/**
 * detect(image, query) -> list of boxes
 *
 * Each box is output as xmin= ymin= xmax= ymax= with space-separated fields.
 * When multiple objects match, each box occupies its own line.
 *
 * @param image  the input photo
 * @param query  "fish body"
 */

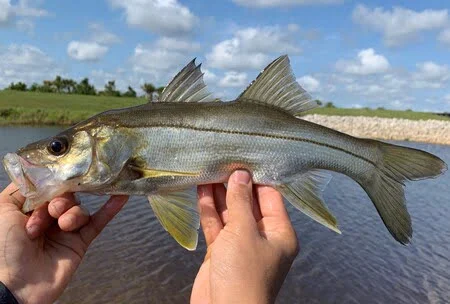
xmin=78 ymin=101 xmax=372 ymax=193
xmin=3 ymin=56 xmax=447 ymax=250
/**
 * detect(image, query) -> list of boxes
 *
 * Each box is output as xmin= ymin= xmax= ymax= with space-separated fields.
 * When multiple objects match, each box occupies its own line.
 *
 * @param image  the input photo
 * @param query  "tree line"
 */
xmin=6 ymin=76 xmax=164 ymax=100
xmin=6 ymin=76 xmax=337 ymax=107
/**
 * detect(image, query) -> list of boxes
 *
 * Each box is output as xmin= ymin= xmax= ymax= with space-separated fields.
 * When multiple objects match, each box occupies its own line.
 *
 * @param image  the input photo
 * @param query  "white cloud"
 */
xmin=353 ymin=5 xmax=449 ymax=47
xmin=203 ymin=69 xmax=218 ymax=83
xmin=297 ymin=75 xmax=320 ymax=93
xmin=0 ymin=44 xmax=61 ymax=88
xmin=130 ymin=38 xmax=200 ymax=85
xmin=108 ymin=0 xmax=197 ymax=36
xmin=438 ymin=28 xmax=450 ymax=45
xmin=336 ymin=48 xmax=390 ymax=75
xmin=132 ymin=44 xmax=187 ymax=74
xmin=219 ymin=72 xmax=248 ymax=88
xmin=0 ymin=0 xmax=49 ymax=30
xmin=13 ymin=0 xmax=49 ymax=17
xmin=67 ymin=41 xmax=109 ymax=61
xmin=156 ymin=37 xmax=200 ymax=52
xmin=0 ymin=0 xmax=12 ymax=24
xmin=411 ymin=61 xmax=450 ymax=88
xmin=16 ymin=18 xmax=34 ymax=33
xmin=232 ymin=0 xmax=342 ymax=8
xmin=207 ymin=25 xmax=301 ymax=71
xmin=88 ymin=23 xmax=121 ymax=45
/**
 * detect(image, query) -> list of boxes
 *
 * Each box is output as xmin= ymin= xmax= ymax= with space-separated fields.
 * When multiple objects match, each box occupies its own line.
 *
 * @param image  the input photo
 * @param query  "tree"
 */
xmin=8 ymin=82 xmax=27 ymax=91
xmin=75 ymin=78 xmax=96 ymax=95
xmin=29 ymin=83 xmax=39 ymax=92
xmin=53 ymin=76 xmax=63 ymax=93
xmin=141 ymin=83 xmax=156 ymax=101
xmin=325 ymin=102 xmax=336 ymax=108
xmin=313 ymin=99 xmax=323 ymax=106
xmin=102 ymin=80 xmax=121 ymax=97
xmin=122 ymin=86 xmax=137 ymax=98
xmin=156 ymin=86 xmax=165 ymax=96
xmin=37 ymin=80 xmax=55 ymax=93
xmin=62 ymin=78 xmax=77 ymax=93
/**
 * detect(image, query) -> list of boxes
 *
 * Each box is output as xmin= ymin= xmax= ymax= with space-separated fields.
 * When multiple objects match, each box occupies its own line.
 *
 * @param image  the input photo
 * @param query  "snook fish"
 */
xmin=3 ymin=56 xmax=447 ymax=250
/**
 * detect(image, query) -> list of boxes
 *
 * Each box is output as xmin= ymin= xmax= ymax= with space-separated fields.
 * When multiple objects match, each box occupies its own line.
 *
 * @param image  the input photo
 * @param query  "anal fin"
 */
xmin=277 ymin=170 xmax=340 ymax=234
xmin=148 ymin=187 xmax=200 ymax=250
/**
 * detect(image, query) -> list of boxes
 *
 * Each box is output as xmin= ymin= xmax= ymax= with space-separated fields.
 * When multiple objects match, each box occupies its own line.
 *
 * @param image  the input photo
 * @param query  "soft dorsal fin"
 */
xmin=157 ymin=58 xmax=215 ymax=103
xmin=237 ymin=55 xmax=318 ymax=115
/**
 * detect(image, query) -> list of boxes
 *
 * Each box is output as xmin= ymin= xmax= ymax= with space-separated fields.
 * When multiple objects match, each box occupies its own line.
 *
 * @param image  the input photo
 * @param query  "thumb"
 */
xmin=225 ymin=170 xmax=257 ymax=231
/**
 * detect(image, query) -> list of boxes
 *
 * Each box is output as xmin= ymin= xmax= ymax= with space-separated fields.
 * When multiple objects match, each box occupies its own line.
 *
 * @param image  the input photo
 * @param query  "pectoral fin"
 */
xmin=277 ymin=170 xmax=341 ymax=234
xmin=147 ymin=187 xmax=200 ymax=250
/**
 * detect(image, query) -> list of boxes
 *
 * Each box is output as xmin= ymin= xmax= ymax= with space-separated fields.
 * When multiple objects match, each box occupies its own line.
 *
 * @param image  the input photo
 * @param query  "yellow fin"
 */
xmin=148 ymin=187 xmax=199 ymax=250
xmin=277 ymin=170 xmax=341 ymax=234
xmin=130 ymin=165 xmax=199 ymax=178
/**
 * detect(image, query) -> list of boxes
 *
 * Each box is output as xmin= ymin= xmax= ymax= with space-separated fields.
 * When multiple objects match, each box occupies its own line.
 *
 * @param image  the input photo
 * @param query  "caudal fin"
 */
xmin=360 ymin=142 xmax=447 ymax=244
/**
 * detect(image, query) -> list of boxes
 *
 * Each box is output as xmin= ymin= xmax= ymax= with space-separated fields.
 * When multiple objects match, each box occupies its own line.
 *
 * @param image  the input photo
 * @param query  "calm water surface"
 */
xmin=0 ymin=126 xmax=449 ymax=304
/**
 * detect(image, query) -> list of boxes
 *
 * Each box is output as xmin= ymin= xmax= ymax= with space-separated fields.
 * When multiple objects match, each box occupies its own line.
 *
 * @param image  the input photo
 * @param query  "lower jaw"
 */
xmin=3 ymin=153 xmax=38 ymax=198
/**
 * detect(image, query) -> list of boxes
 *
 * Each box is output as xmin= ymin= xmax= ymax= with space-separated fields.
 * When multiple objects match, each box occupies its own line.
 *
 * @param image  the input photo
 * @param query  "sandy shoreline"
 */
xmin=302 ymin=114 xmax=450 ymax=145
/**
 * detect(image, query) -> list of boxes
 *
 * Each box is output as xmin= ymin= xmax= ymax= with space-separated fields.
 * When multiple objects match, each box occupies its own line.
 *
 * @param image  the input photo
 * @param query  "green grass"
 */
xmin=0 ymin=90 xmax=448 ymax=125
xmin=303 ymin=107 xmax=450 ymax=121
xmin=0 ymin=90 xmax=147 ymax=125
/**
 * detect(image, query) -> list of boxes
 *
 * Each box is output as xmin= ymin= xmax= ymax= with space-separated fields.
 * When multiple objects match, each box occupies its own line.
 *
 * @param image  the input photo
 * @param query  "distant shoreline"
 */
xmin=303 ymin=114 xmax=450 ymax=145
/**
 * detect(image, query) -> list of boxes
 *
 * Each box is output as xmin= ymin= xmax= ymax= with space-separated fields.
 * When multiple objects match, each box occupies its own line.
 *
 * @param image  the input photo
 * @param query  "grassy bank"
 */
xmin=0 ymin=90 xmax=448 ymax=125
xmin=0 ymin=90 xmax=146 ymax=125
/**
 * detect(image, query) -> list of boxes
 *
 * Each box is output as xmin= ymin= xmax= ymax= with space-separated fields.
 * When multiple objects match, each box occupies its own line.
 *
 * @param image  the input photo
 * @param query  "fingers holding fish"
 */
xmin=58 ymin=205 xmax=90 ymax=232
xmin=26 ymin=202 xmax=53 ymax=239
xmin=198 ymin=184 xmax=223 ymax=246
xmin=80 ymin=195 xmax=128 ymax=246
xmin=255 ymin=186 xmax=288 ymax=221
xmin=212 ymin=184 xmax=228 ymax=223
xmin=225 ymin=170 xmax=258 ymax=233
xmin=251 ymin=187 xmax=263 ymax=223
xmin=48 ymin=193 xmax=80 ymax=219
xmin=255 ymin=185 xmax=299 ymax=256
xmin=0 ymin=183 xmax=25 ymax=210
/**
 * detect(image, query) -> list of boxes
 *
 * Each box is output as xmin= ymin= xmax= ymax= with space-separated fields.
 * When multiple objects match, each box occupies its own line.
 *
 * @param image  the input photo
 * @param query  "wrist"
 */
xmin=0 ymin=280 xmax=20 ymax=304
xmin=0 ymin=274 xmax=25 ymax=304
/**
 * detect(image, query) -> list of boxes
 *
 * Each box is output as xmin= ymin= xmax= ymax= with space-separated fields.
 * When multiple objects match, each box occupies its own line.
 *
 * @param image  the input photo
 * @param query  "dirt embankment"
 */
xmin=303 ymin=114 xmax=450 ymax=145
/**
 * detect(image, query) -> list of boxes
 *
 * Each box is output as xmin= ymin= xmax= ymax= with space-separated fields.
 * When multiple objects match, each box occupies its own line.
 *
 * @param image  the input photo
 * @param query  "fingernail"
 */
xmin=26 ymin=225 xmax=39 ymax=239
xmin=51 ymin=200 xmax=63 ymax=215
xmin=233 ymin=170 xmax=251 ymax=185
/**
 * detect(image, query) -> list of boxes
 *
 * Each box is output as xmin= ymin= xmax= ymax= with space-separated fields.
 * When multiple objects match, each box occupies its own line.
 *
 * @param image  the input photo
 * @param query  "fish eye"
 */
xmin=47 ymin=137 xmax=69 ymax=156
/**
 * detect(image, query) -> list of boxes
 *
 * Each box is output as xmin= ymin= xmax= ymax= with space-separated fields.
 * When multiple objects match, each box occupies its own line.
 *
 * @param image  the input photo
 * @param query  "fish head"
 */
xmin=3 ymin=129 xmax=94 ymax=212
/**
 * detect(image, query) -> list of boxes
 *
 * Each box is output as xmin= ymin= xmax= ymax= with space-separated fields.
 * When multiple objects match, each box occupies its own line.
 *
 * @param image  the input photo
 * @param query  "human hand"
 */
xmin=0 ymin=183 xmax=128 ymax=304
xmin=191 ymin=170 xmax=299 ymax=304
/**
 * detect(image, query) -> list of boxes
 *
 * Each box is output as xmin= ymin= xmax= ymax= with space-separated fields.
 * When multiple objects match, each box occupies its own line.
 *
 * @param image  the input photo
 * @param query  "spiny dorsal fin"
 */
xmin=147 ymin=187 xmax=200 ymax=250
xmin=237 ymin=55 xmax=318 ymax=115
xmin=277 ymin=170 xmax=340 ymax=234
xmin=157 ymin=58 xmax=215 ymax=103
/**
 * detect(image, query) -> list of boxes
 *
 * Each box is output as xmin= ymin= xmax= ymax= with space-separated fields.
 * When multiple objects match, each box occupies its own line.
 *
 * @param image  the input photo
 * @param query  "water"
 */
xmin=0 ymin=126 xmax=449 ymax=304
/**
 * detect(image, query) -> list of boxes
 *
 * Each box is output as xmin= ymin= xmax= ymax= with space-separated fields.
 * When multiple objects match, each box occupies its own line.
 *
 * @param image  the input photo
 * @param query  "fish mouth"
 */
xmin=3 ymin=153 xmax=41 ymax=198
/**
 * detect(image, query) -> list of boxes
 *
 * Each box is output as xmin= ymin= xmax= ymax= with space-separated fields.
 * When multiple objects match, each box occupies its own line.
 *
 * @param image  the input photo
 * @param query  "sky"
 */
xmin=1 ymin=0 xmax=450 ymax=112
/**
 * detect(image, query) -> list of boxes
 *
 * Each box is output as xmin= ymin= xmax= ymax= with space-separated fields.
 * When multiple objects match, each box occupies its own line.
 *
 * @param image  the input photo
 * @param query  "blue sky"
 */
xmin=1 ymin=0 xmax=450 ymax=112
